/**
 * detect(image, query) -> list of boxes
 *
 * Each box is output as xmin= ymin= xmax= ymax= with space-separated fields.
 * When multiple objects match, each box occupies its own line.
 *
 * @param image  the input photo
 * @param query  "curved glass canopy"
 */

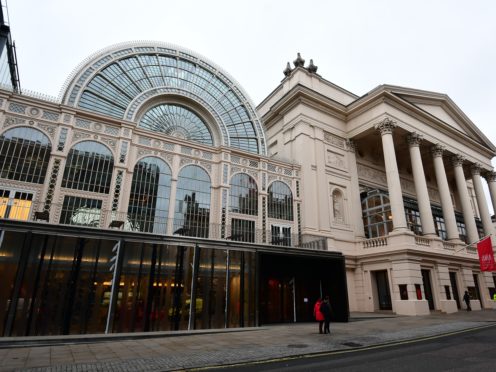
xmin=139 ymin=104 xmax=213 ymax=146
xmin=62 ymin=43 xmax=267 ymax=155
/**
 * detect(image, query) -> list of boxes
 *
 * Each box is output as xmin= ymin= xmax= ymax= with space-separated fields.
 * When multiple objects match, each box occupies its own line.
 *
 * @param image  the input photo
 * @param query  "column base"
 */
xmin=439 ymin=299 xmax=458 ymax=314
xmin=393 ymin=299 xmax=430 ymax=316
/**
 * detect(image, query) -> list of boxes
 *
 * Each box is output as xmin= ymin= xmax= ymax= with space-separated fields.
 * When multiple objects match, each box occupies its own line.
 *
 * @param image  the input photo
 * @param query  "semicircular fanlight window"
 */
xmin=139 ymin=104 xmax=213 ymax=146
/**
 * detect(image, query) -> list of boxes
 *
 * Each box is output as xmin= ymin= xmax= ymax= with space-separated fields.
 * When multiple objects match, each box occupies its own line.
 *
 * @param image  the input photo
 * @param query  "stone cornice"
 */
xmin=260 ymin=84 xmax=347 ymax=129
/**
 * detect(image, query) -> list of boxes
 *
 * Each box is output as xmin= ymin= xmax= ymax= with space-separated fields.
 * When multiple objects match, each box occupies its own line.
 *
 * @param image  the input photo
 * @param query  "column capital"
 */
xmin=431 ymin=144 xmax=445 ymax=158
xmin=451 ymin=154 xmax=465 ymax=167
xmin=345 ymin=139 xmax=356 ymax=153
xmin=471 ymin=163 xmax=482 ymax=176
xmin=485 ymin=171 xmax=496 ymax=183
xmin=374 ymin=117 xmax=396 ymax=135
xmin=407 ymin=132 xmax=423 ymax=147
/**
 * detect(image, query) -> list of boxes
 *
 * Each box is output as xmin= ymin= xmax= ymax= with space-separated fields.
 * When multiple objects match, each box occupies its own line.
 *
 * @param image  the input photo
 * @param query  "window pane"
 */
xmin=229 ymin=173 xmax=258 ymax=215
xmin=268 ymin=181 xmax=293 ymax=221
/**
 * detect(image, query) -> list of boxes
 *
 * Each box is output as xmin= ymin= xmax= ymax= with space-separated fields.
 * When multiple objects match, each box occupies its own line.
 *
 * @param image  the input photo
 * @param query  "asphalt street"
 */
xmin=209 ymin=324 xmax=496 ymax=372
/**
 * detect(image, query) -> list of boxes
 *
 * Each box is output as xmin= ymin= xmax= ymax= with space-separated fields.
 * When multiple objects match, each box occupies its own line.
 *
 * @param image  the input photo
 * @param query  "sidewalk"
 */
xmin=1 ymin=310 xmax=495 ymax=371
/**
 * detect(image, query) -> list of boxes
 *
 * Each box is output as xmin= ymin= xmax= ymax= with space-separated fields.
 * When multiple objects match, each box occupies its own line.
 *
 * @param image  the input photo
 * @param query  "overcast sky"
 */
xmin=6 ymin=0 xmax=496 ymax=209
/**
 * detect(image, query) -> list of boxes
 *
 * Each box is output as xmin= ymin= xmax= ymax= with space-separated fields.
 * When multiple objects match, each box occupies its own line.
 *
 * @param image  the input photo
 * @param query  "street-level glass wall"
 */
xmin=0 ymin=230 xmax=256 ymax=336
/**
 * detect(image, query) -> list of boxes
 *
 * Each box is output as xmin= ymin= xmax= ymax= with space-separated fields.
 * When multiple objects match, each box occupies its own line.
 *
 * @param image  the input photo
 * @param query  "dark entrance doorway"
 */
xmin=374 ymin=270 xmax=392 ymax=310
xmin=421 ymin=269 xmax=435 ymax=310
xmin=449 ymin=272 xmax=461 ymax=309
xmin=259 ymin=252 xmax=348 ymax=324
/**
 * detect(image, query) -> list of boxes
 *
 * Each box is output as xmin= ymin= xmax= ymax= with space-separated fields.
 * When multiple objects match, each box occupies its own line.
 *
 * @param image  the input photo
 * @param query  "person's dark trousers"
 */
xmin=466 ymin=302 xmax=471 ymax=311
xmin=324 ymin=320 xmax=330 ymax=334
xmin=319 ymin=321 xmax=324 ymax=334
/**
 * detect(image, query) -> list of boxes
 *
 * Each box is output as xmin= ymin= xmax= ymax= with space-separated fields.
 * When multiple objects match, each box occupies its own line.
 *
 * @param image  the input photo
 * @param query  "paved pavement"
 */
xmin=1 ymin=310 xmax=495 ymax=371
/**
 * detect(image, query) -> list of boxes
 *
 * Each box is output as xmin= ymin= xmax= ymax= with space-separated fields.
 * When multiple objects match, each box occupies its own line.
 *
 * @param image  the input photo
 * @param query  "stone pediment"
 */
xmin=386 ymin=86 xmax=496 ymax=152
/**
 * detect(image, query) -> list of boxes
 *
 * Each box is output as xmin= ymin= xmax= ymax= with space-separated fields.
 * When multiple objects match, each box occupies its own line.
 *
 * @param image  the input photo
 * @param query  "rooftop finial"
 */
xmin=283 ymin=62 xmax=292 ymax=77
xmin=307 ymin=59 xmax=318 ymax=73
xmin=293 ymin=52 xmax=305 ymax=68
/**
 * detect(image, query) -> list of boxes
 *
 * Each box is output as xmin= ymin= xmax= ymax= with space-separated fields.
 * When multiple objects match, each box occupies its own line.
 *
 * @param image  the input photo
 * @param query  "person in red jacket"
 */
xmin=313 ymin=298 xmax=325 ymax=334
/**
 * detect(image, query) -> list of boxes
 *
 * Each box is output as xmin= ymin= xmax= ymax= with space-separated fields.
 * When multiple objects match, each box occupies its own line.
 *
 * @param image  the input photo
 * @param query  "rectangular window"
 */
xmin=270 ymin=225 xmax=291 ymax=246
xmin=60 ymin=196 xmax=102 ymax=227
xmin=0 ymin=189 xmax=33 ymax=221
xmin=230 ymin=219 xmax=255 ymax=243
xmin=405 ymin=209 xmax=422 ymax=235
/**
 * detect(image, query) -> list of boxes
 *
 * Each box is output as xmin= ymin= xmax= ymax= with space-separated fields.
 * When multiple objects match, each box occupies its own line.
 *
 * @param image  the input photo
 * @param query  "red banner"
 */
xmin=476 ymin=237 xmax=496 ymax=271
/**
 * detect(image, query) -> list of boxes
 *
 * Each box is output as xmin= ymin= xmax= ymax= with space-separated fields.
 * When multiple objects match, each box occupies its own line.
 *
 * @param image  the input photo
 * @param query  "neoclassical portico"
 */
xmin=371 ymin=117 xmax=495 ymax=245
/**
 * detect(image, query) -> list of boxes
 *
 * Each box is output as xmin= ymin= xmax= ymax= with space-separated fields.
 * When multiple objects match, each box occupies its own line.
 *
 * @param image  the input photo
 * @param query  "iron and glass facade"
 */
xmin=0 ymin=42 xmax=348 ymax=336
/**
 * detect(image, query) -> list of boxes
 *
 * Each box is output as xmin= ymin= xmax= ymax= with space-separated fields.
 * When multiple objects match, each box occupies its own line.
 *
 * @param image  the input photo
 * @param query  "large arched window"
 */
xmin=268 ymin=181 xmax=293 ymax=221
xmin=174 ymin=165 xmax=211 ymax=237
xmin=62 ymin=141 xmax=114 ymax=194
xmin=361 ymin=191 xmax=392 ymax=238
xmin=139 ymin=104 xmax=213 ymax=146
xmin=230 ymin=173 xmax=258 ymax=215
xmin=0 ymin=127 xmax=51 ymax=184
xmin=127 ymin=157 xmax=172 ymax=234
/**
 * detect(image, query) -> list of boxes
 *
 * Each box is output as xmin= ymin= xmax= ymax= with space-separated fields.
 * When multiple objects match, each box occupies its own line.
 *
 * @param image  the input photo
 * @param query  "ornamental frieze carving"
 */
xmin=104 ymin=126 xmax=119 ymax=136
xmin=324 ymin=132 xmax=345 ymax=149
xmin=3 ymin=116 xmax=26 ymax=128
xmin=200 ymin=161 xmax=212 ymax=172
xmin=357 ymin=164 xmax=387 ymax=185
xmin=137 ymin=148 xmax=153 ymax=157
xmin=100 ymin=137 xmax=117 ymax=149
xmin=326 ymin=150 xmax=346 ymax=169
xmin=231 ymin=166 xmax=242 ymax=175
xmin=36 ymin=123 xmax=57 ymax=138
xmin=72 ymin=131 xmax=91 ymax=142
xmin=179 ymin=157 xmax=193 ymax=167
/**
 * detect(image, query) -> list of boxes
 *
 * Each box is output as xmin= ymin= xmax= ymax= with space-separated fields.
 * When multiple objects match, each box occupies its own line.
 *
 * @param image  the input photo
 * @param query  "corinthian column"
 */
xmin=471 ymin=164 xmax=495 ymax=237
xmin=407 ymin=133 xmax=436 ymax=236
xmin=374 ymin=118 xmax=407 ymax=231
xmin=452 ymin=155 xmax=479 ymax=244
xmin=485 ymin=171 xmax=496 ymax=215
xmin=431 ymin=145 xmax=459 ymax=241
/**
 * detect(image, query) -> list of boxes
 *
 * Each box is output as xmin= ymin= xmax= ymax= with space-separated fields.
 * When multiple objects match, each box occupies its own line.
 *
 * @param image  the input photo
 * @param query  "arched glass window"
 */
xmin=268 ymin=181 xmax=293 ymax=221
xmin=332 ymin=189 xmax=344 ymax=223
xmin=127 ymin=157 xmax=172 ymax=234
xmin=139 ymin=104 xmax=213 ymax=146
xmin=361 ymin=191 xmax=392 ymax=238
xmin=174 ymin=165 xmax=211 ymax=237
xmin=62 ymin=141 xmax=114 ymax=194
xmin=230 ymin=173 xmax=258 ymax=215
xmin=0 ymin=127 xmax=51 ymax=184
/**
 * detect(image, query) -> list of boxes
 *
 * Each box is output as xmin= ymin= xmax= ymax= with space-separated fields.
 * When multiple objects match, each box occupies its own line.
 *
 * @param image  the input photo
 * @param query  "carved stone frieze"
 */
xmin=100 ymin=137 xmax=117 ymax=149
xmin=179 ymin=157 xmax=193 ymax=167
xmin=72 ymin=131 xmax=92 ymax=142
xmin=137 ymin=148 xmax=153 ymax=157
xmin=36 ymin=123 xmax=57 ymax=138
xmin=326 ymin=150 xmax=346 ymax=169
xmin=3 ymin=116 xmax=26 ymax=128
xmin=324 ymin=132 xmax=345 ymax=148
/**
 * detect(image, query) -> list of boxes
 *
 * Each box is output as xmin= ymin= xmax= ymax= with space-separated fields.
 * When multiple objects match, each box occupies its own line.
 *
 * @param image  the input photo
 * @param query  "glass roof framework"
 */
xmin=62 ymin=43 xmax=267 ymax=155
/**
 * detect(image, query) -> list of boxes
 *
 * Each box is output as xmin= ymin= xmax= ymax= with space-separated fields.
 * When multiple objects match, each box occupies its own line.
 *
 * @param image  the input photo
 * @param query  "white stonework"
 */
xmin=258 ymin=63 xmax=496 ymax=316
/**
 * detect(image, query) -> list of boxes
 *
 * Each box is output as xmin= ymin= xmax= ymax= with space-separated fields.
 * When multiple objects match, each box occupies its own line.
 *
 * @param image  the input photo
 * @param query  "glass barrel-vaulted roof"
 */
xmin=61 ymin=42 xmax=267 ymax=155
